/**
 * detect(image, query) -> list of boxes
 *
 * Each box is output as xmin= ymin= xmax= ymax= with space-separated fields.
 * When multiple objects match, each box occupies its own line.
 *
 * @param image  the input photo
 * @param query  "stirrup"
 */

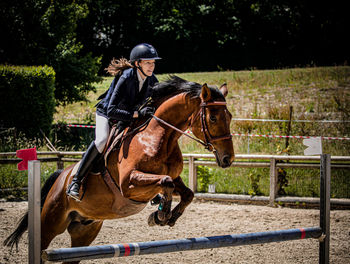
xmin=66 ymin=183 xmax=82 ymax=202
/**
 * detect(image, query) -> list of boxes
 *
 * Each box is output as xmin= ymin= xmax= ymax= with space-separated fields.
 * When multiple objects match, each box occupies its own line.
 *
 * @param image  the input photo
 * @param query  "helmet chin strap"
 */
xmin=136 ymin=60 xmax=148 ymax=78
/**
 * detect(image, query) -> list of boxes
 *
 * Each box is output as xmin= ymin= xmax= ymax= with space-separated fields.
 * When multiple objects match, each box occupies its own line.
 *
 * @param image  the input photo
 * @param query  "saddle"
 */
xmin=103 ymin=124 xmax=126 ymax=166
xmin=70 ymin=118 xmax=151 ymax=202
xmin=69 ymin=124 xmax=127 ymax=201
xmin=71 ymin=124 xmax=126 ymax=177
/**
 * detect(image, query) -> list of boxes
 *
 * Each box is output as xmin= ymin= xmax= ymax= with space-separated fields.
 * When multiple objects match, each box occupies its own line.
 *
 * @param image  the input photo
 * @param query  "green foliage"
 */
xmin=74 ymin=0 xmax=349 ymax=73
xmin=0 ymin=163 xmax=56 ymax=200
xmin=0 ymin=65 xmax=55 ymax=138
xmin=0 ymin=128 xmax=46 ymax=153
xmin=51 ymin=122 xmax=94 ymax=151
xmin=40 ymin=1 xmax=103 ymax=104
xmin=1 ymin=0 xmax=349 ymax=75
xmin=0 ymin=0 xmax=102 ymax=104
xmin=248 ymin=172 xmax=262 ymax=196
xmin=197 ymin=165 xmax=215 ymax=192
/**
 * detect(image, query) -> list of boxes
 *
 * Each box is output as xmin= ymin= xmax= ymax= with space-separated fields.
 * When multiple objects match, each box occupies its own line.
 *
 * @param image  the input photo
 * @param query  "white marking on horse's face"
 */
xmin=137 ymin=132 xmax=158 ymax=156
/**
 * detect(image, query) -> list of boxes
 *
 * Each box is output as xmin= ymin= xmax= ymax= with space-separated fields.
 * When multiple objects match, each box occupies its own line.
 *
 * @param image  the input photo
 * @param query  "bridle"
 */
xmin=192 ymin=101 xmax=232 ymax=150
xmin=151 ymin=100 xmax=232 ymax=151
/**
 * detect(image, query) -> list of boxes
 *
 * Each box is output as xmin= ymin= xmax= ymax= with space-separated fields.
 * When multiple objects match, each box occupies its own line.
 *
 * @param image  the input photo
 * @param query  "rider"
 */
xmin=67 ymin=43 xmax=161 ymax=201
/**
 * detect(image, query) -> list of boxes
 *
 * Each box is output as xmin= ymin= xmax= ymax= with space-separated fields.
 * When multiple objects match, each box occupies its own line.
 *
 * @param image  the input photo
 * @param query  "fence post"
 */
xmin=188 ymin=156 xmax=197 ymax=192
xmin=28 ymin=160 xmax=41 ymax=264
xmin=269 ymin=158 xmax=278 ymax=206
xmin=57 ymin=154 xmax=64 ymax=170
xmin=319 ymin=154 xmax=330 ymax=264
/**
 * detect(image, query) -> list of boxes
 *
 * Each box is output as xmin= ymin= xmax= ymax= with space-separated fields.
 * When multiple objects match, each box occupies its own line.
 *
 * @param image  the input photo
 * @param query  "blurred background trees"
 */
xmin=1 ymin=0 xmax=349 ymax=103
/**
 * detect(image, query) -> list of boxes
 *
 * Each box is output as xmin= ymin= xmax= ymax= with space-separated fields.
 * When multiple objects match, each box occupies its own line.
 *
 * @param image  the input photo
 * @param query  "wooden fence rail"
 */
xmin=1 ymin=152 xmax=349 ymax=206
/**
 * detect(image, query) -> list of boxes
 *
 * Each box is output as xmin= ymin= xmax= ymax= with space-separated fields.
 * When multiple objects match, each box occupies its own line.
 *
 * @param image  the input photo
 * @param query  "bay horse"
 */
xmin=4 ymin=76 xmax=234 ymax=262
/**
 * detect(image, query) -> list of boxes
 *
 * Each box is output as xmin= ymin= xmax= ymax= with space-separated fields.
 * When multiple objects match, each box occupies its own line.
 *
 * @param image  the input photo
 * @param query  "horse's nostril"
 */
xmin=222 ymin=155 xmax=231 ymax=167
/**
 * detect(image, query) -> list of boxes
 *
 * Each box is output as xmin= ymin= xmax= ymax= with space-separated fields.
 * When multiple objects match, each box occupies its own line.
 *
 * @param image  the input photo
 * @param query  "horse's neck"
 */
xmin=154 ymin=94 xmax=200 ymax=141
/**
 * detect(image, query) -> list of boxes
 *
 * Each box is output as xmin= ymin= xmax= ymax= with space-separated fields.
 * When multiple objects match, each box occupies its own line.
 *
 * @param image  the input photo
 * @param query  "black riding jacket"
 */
xmin=96 ymin=68 xmax=158 ymax=123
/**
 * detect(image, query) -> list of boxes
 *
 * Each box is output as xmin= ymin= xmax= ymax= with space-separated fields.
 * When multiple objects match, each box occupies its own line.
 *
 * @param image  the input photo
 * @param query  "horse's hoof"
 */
xmin=167 ymin=211 xmax=182 ymax=227
xmin=148 ymin=211 xmax=159 ymax=226
xmin=167 ymin=220 xmax=176 ymax=227
xmin=157 ymin=209 xmax=172 ymax=222
xmin=148 ymin=211 xmax=169 ymax=226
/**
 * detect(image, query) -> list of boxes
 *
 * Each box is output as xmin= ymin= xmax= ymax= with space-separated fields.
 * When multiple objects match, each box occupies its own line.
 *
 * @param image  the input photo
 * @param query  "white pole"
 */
xmin=28 ymin=160 xmax=41 ymax=264
xmin=188 ymin=156 xmax=197 ymax=192
xmin=269 ymin=158 xmax=277 ymax=206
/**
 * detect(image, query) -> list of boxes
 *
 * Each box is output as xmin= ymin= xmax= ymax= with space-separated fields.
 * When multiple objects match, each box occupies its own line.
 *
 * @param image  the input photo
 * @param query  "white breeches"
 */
xmin=94 ymin=114 xmax=110 ymax=153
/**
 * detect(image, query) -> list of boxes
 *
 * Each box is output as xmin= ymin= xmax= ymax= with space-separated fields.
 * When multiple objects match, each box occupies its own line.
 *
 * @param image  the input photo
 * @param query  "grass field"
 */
xmin=1 ymin=66 xmax=350 ymax=199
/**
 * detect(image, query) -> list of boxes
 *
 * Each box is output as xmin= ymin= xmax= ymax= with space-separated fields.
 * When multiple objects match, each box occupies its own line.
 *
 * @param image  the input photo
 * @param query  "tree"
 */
xmin=0 ymin=0 xmax=102 ymax=104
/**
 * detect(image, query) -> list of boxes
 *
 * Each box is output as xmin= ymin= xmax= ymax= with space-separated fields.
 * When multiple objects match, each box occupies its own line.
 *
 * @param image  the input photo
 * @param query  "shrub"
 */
xmin=0 ymin=65 xmax=55 ymax=138
xmin=197 ymin=165 xmax=215 ymax=192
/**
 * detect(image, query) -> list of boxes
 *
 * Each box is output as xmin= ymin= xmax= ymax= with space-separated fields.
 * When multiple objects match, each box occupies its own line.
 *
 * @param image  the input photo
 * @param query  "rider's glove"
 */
xmin=138 ymin=106 xmax=155 ymax=118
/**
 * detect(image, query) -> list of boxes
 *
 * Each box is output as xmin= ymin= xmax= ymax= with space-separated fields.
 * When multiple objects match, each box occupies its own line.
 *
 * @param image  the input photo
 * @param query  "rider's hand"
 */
xmin=138 ymin=106 xmax=155 ymax=118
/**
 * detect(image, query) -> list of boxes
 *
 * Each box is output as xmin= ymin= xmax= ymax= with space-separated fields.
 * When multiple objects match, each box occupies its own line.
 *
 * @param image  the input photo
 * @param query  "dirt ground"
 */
xmin=1 ymin=199 xmax=349 ymax=264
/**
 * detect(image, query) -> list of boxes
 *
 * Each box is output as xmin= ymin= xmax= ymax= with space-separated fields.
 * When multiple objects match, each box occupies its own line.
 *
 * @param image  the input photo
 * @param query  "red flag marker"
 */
xmin=16 ymin=147 xmax=37 ymax=171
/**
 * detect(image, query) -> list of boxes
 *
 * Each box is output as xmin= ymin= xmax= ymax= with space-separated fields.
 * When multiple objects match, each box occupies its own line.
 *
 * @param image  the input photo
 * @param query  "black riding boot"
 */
xmin=66 ymin=142 xmax=100 ymax=200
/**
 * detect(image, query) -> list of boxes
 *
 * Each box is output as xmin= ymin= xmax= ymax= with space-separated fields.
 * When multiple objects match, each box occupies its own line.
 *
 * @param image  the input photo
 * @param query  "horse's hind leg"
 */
xmin=68 ymin=219 xmax=103 ymax=247
xmin=66 ymin=219 xmax=103 ymax=264
xmin=124 ymin=170 xmax=175 ymax=224
xmin=41 ymin=201 xmax=71 ymax=251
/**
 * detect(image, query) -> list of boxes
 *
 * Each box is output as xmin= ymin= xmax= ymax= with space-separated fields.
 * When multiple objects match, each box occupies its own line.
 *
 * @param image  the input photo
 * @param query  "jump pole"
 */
xmin=41 ymin=154 xmax=330 ymax=263
xmin=42 ymin=227 xmax=322 ymax=262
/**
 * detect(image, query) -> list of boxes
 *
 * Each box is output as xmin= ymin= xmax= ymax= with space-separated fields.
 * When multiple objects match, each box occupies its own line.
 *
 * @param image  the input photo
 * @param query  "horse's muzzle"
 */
xmin=222 ymin=155 xmax=232 ymax=168
xmin=214 ymin=151 xmax=233 ymax=168
xmin=220 ymin=155 xmax=232 ymax=168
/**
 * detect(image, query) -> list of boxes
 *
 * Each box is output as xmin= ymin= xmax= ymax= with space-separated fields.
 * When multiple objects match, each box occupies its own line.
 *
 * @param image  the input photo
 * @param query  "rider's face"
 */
xmin=137 ymin=60 xmax=155 ymax=77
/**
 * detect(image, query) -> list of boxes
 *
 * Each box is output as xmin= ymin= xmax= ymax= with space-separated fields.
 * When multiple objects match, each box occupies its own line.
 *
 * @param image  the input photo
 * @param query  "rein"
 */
xmin=152 ymin=101 xmax=232 ymax=151
xmin=151 ymin=114 xmax=209 ymax=148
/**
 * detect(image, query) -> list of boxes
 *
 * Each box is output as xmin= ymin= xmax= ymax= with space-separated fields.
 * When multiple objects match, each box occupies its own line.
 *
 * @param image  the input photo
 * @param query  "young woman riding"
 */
xmin=66 ymin=43 xmax=161 ymax=200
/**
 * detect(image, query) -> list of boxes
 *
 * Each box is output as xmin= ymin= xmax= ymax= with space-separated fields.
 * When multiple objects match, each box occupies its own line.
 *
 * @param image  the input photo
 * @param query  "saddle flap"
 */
xmin=104 ymin=127 xmax=126 ymax=166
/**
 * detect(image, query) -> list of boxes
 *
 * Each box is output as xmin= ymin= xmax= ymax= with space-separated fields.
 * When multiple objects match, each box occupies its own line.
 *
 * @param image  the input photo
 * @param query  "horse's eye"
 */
xmin=209 ymin=115 xmax=217 ymax=123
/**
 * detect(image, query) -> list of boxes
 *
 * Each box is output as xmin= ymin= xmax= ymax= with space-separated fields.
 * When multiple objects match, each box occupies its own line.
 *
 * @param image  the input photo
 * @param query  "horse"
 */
xmin=4 ymin=76 xmax=235 ymax=263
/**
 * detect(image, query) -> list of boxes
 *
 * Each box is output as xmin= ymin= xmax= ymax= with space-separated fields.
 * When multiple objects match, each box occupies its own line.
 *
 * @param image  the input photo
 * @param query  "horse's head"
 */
xmin=191 ymin=83 xmax=235 ymax=168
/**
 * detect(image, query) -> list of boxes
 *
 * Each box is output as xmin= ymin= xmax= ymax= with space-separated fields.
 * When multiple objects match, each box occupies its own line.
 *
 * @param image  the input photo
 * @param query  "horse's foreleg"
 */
xmin=124 ymin=170 xmax=175 ymax=224
xmin=64 ymin=220 xmax=103 ymax=264
xmin=167 ymin=176 xmax=194 ymax=227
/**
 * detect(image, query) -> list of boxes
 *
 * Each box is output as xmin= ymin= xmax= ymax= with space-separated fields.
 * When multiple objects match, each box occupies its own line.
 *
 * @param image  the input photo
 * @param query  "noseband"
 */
xmin=151 ymin=100 xmax=232 ymax=151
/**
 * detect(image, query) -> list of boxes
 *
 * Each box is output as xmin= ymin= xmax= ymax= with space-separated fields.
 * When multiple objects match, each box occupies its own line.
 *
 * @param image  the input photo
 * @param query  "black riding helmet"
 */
xmin=130 ymin=43 xmax=161 ymax=62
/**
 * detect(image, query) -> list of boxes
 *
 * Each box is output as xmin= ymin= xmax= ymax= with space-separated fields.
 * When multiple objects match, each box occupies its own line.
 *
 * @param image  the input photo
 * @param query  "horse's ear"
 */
xmin=220 ymin=83 xmax=228 ymax=97
xmin=200 ymin=83 xmax=211 ymax=102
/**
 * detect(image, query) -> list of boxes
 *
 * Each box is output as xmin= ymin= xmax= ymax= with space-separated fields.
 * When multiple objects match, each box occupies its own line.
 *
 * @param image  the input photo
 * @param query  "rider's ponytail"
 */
xmin=105 ymin=57 xmax=133 ymax=76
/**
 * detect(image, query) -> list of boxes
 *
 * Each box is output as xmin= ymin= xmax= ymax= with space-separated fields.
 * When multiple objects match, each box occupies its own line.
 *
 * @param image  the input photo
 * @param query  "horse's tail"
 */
xmin=3 ymin=169 xmax=63 ymax=250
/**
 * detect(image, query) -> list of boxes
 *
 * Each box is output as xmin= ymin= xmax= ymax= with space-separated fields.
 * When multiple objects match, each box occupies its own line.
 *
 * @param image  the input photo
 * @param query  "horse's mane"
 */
xmin=151 ymin=75 xmax=225 ymax=105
